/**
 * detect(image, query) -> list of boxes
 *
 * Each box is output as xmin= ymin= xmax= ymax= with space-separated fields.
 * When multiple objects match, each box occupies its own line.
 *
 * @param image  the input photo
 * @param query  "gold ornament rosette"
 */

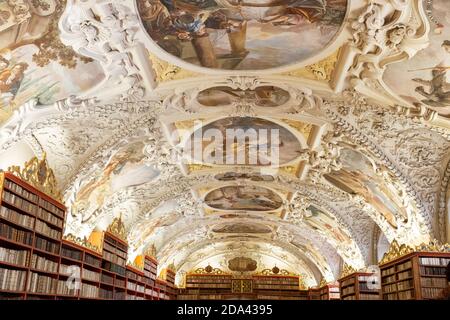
xmin=192 ymin=265 xmax=228 ymax=275
xmin=6 ymin=153 xmax=62 ymax=201
xmin=379 ymin=239 xmax=450 ymax=265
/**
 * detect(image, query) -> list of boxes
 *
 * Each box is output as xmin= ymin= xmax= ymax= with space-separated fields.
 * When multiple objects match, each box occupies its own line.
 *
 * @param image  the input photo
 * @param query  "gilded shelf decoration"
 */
xmin=278 ymin=165 xmax=298 ymax=176
xmin=0 ymin=172 xmax=4 ymax=191
xmin=340 ymin=263 xmax=357 ymax=278
xmin=319 ymin=278 xmax=328 ymax=287
xmin=298 ymin=277 xmax=307 ymax=290
xmin=129 ymin=261 xmax=144 ymax=271
xmin=107 ymin=214 xmax=127 ymax=242
xmin=149 ymin=53 xmax=200 ymax=83
xmin=259 ymin=266 xmax=294 ymax=276
xmin=415 ymin=239 xmax=450 ymax=253
xmin=167 ymin=261 xmax=177 ymax=273
xmin=192 ymin=265 xmax=227 ymax=275
xmin=7 ymin=153 xmax=62 ymax=201
xmin=145 ymin=244 xmax=157 ymax=258
xmin=379 ymin=240 xmax=416 ymax=265
xmin=63 ymin=233 xmax=102 ymax=254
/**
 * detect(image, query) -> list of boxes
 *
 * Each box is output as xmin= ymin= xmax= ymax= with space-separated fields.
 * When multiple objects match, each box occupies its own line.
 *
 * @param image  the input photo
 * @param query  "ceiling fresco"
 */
xmin=137 ymin=0 xmax=348 ymax=70
xmin=0 ymin=0 xmax=449 ymax=286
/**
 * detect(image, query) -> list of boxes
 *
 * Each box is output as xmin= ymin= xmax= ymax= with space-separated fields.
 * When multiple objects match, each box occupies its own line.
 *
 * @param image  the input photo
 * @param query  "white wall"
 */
xmin=0 ymin=141 xmax=35 ymax=171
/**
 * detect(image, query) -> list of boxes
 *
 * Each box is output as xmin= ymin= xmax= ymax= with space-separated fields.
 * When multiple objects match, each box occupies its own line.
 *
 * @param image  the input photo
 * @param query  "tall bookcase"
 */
xmin=339 ymin=272 xmax=380 ymax=300
xmin=380 ymin=252 xmax=450 ymax=300
xmin=0 ymin=172 xmax=65 ymax=300
xmin=0 ymin=171 xmax=173 ymax=300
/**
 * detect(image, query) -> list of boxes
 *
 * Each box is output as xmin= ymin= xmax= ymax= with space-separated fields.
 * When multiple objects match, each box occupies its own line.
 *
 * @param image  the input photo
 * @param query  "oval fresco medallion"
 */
xmin=137 ymin=0 xmax=348 ymax=70
xmin=205 ymin=185 xmax=283 ymax=211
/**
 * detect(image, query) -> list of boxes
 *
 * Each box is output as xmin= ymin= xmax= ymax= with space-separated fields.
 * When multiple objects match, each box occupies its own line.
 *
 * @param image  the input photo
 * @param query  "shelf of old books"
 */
xmin=379 ymin=251 xmax=450 ymax=300
xmin=339 ymin=272 xmax=380 ymax=300
xmin=178 ymin=272 xmax=311 ymax=300
xmin=0 ymin=172 xmax=66 ymax=300
xmin=319 ymin=283 xmax=340 ymax=300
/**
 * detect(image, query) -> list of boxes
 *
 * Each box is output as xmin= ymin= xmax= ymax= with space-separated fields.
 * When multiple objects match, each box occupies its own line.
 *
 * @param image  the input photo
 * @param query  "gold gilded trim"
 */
xmin=7 ymin=153 xmax=62 ymax=201
xmin=379 ymin=239 xmax=450 ymax=265
xmin=340 ymin=263 xmax=357 ymax=279
xmin=63 ymin=233 xmax=102 ymax=254
xmin=107 ymin=214 xmax=127 ymax=242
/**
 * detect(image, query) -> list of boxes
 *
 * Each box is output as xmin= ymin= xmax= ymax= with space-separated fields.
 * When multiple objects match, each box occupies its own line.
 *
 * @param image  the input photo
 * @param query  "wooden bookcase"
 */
xmin=319 ymin=284 xmax=340 ymax=300
xmin=380 ymin=251 xmax=450 ymax=300
xmin=0 ymin=172 xmax=173 ymax=300
xmin=339 ymin=272 xmax=380 ymax=300
xmin=178 ymin=274 xmax=310 ymax=300
xmin=0 ymin=172 xmax=66 ymax=300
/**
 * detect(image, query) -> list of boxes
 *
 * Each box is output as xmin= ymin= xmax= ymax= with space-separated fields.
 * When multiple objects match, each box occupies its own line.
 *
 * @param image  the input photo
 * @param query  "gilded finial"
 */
xmin=7 ymin=153 xmax=62 ymax=201
xmin=107 ymin=213 xmax=127 ymax=242
xmin=340 ymin=263 xmax=357 ymax=278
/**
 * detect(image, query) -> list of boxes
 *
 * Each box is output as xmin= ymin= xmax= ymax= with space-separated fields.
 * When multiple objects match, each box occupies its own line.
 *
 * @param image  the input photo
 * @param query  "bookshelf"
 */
xmin=0 ymin=172 xmax=66 ymax=300
xmin=380 ymin=251 xmax=450 ymax=300
xmin=338 ymin=272 xmax=380 ymax=300
xmin=178 ymin=273 xmax=310 ymax=300
xmin=319 ymin=284 xmax=340 ymax=300
xmin=0 ymin=171 xmax=173 ymax=300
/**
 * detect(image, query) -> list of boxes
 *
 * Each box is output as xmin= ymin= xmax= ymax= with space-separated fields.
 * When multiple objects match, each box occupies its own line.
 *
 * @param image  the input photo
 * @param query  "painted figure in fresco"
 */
xmin=0 ymin=54 xmax=29 ymax=109
xmin=412 ymin=40 xmax=450 ymax=109
xmin=138 ymin=0 xmax=345 ymax=69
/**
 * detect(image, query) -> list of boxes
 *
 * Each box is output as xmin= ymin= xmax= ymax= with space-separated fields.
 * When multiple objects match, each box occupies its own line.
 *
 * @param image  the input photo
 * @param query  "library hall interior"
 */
xmin=0 ymin=0 xmax=450 ymax=302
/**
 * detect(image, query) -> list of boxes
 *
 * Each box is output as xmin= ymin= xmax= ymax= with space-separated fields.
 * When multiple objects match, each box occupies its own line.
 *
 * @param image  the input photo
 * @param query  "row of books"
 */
xmin=253 ymin=279 xmax=299 ymax=285
xmin=56 ymin=280 xmax=78 ymax=296
xmin=419 ymin=266 xmax=447 ymax=276
xmin=382 ymin=274 xmax=396 ymax=284
xmin=340 ymin=278 xmax=355 ymax=287
xmin=81 ymin=283 xmax=98 ymax=298
xmin=396 ymin=279 xmax=413 ymax=291
xmin=115 ymin=277 xmax=125 ymax=288
xmin=341 ymin=286 xmax=355 ymax=296
xmin=37 ymin=208 xmax=63 ymax=229
xmin=398 ymin=269 xmax=413 ymax=280
xmin=4 ymin=179 xmax=39 ymax=203
xmin=0 ymin=268 xmax=26 ymax=291
xmin=101 ymin=273 xmax=114 ymax=285
xmin=99 ymin=288 xmax=113 ymax=299
xmin=253 ymin=284 xmax=299 ymax=291
xmin=114 ymin=290 xmax=126 ymax=300
xmin=398 ymin=290 xmax=414 ymax=299
xmin=103 ymin=234 xmax=127 ymax=252
xmin=0 ymin=246 xmax=29 ymax=267
xmin=27 ymin=272 xmax=57 ymax=294
xmin=84 ymin=253 xmax=101 ymax=268
xmin=420 ymin=276 xmax=447 ymax=287
xmin=419 ymin=257 xmax=450 ymax=267
xmin=2 ymin=191 xmax=38 ymax=215
xmin=61 ymin=246 xmax=82 ymax=261
xmin=0 ymin=222 xmax=33 ymax=246
xmin=31 ymin=253 xmax=58 ymax=273
xmin=35 ymin=220 xmax=61 ymax=240
xmin=35 ymin=236 xmax=59 ymax=254
xmin=103 ymin=242 xmax=127 ymax=259
xmin=0 ymin=205 xmax=35 ymax=229
xmin=102 ymin=250 xmax=126 ymax=266
xmin=39 ymin=199 xmax=64 ymax=219
xmin=126 ymin=270 xmax=146 ymax=283
xmin=82 ymin=269 xmax=100 ymax=282
xmin=422 ymin=287 xmax=446 ymax=299
xmin=359 ymin=283 xmax=378 ymax=291
xmin=102 ymin=261 xmax=126 ymax=276
xmin=186 ymin=283 xmax=231 ymax=289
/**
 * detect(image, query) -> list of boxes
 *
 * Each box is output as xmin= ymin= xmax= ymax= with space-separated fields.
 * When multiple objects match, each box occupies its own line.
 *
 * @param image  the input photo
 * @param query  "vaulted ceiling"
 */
xmin=0 ymin=0 xmax=449 ymax=286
